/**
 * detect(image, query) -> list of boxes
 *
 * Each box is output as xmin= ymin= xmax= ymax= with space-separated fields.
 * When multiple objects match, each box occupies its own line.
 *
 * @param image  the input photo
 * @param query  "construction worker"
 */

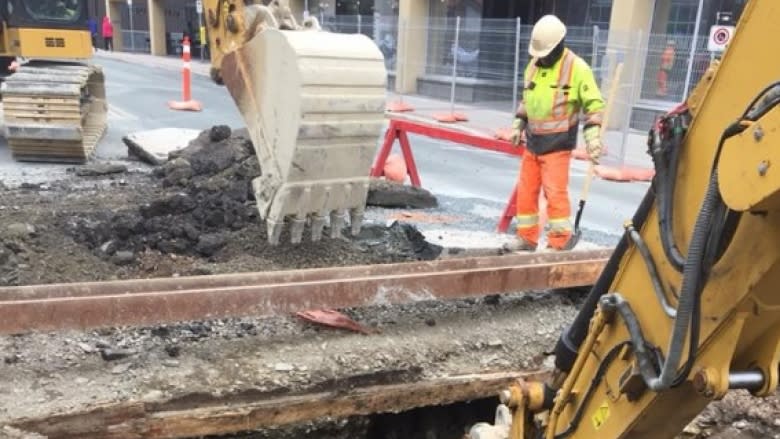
xmin=509 ymin=14 xmax=605 ymax=251
xmin=657 ymin=40 xmax=676 ymax=96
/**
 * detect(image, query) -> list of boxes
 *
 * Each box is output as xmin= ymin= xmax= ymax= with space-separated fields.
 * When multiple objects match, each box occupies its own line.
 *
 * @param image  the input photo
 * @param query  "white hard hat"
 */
xmin=529 ymin=15 xmax=567 ymax=58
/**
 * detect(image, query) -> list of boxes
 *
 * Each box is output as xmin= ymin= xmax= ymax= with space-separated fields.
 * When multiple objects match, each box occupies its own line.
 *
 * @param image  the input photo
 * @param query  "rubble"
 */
xmin=367 ymin=178 xmax=438 ymax=209
xmin=74 ymin=163 xmax=128 ymax=177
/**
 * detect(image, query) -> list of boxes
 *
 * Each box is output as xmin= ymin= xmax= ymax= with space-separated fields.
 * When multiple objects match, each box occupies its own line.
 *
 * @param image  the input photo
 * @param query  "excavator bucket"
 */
xmin=1 ymin=63 xmax=108 ymax=163
xmin=220 ymin=29 xmax=387 ymax=245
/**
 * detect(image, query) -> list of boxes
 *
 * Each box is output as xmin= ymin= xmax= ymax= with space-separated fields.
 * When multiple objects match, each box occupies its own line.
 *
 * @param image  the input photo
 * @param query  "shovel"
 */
xmin=563 ymin=63 xmax=624 ymax=251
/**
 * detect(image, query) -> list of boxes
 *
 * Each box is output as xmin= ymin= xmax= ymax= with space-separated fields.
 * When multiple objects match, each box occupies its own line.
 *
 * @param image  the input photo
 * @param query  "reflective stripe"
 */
xmin=516 ymin=214 xmax=539 ymax=227
xmin=548 ymin=217 xmax=573 ymax=232
xmin=524 ymin=62 xmax=538 ymax=89
xmin=527 ymin=113 xmax=579 ymax=134
xmin=551 ymin=51 xmax=575 ymax=119
xmin=525 ymin=50 xmax=579 ymax=137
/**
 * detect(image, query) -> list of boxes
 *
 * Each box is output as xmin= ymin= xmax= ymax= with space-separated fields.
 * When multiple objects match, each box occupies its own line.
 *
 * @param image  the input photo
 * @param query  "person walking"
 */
xmin=87 ymin=16 xmax=98 ymax=51
xmin=509 ymin=14 xmax=605 ymax=251
xmin=102 ymin=16 xmax=114 ymax=51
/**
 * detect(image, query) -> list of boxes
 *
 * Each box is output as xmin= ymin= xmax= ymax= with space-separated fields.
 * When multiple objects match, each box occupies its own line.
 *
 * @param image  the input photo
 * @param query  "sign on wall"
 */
xmin=708 ymin=25 xmax=735 ymax=52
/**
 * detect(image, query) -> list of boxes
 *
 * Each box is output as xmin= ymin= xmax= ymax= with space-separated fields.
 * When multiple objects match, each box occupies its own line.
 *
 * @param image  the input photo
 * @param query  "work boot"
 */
xmin=468 ymin=404 xmax=512 ymax=439
xmin=502 ymin=238 xmax=537 ymax=253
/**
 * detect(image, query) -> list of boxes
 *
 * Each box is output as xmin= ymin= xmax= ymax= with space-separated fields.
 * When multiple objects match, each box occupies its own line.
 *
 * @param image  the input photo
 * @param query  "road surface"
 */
xmin=0 ymin=57 xmax=649 ymax=239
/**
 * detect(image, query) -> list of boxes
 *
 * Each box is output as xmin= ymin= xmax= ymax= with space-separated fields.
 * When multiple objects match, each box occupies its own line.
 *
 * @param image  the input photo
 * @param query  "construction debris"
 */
xmin=123 ymin=127 xmax=202 ymax=165
xmin=367 ymin=178 xmax=438 ymax=209
xmin=74 ymin=163 xmax=127 ymax=177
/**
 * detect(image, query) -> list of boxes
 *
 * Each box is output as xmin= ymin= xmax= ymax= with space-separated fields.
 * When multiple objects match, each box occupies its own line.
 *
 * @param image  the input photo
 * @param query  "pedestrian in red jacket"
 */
xmin=102 ymin=16 xmax=114 ymax=51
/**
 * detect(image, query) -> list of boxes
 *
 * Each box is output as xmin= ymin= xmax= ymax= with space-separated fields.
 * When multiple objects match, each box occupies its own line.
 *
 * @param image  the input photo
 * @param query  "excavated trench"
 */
xmin=203 ymin=397 xmax=500 ymax=439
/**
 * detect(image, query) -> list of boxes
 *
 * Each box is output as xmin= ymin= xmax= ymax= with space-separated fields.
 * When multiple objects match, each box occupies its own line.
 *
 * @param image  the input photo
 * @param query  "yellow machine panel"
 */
xmin=7 ymin=28 xmax=92 ymax=59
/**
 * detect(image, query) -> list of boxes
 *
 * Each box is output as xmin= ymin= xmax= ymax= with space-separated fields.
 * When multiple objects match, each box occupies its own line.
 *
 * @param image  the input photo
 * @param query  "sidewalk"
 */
xmin=95 ymin=50 xmax=652 ymax=169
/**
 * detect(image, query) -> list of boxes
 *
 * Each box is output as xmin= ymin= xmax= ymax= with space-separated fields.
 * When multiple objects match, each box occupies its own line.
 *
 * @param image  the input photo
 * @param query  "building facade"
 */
xmin=98 ymin=0 xmax=747 ymax=129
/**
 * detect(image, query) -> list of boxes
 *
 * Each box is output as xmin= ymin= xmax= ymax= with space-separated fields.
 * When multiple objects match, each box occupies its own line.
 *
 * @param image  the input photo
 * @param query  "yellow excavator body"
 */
xmin=468 ymin=1 xmax=780 ymax=438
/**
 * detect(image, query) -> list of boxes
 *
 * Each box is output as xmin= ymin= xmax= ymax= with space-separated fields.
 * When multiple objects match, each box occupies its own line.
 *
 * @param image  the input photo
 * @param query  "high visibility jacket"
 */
xmin=516 ymin=48 xmax=605 ymax=155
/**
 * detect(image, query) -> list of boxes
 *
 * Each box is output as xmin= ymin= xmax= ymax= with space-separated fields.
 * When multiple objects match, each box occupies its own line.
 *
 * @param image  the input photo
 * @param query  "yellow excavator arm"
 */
xmin=201 ymin=0 xmax=388 ymax=245
xmin=472 ymin=1 xmax=780 ymax=438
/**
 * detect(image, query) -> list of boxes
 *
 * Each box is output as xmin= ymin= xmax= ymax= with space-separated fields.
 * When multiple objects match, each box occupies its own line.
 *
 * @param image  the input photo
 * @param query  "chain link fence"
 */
xmin=315 ymin=14 xmax=722 ymax=170
xmin=120 ymin=30 xmax=152 ymax=54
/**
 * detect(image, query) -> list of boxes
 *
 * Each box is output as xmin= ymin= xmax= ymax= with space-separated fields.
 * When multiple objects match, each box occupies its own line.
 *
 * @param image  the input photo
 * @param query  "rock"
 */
xmin=6 ymin=223 xmax=36 ymax=239
xmin=141 ymin=390 xmax=165 ymax=401
xmin=100 ymin=348 xmax=135 ymax=361
xmin=274 ymin=362 xmax=295 ymax=372
xmin=111 ymin=363 xmax=132 ymax=374
xmin=733 ymin=420 xmax=748 ymax=429
xmin=162 ymin=158 xmax=193 ymax=187
xmin=112 ymin=251 xmax=135 ymax=266
xmin=124 ymin=128 xmax=202 ymax=165
xmin=77 ymin=342 xmax=95 ymax=353
xmin=140 ymin=193 xmax=196 ymax=218
xmin=0 ymin=245 xmax=20 ymax=287
xmin=74 ymin=377 xmax=89 ymax=385
xmin=209 ymin=125 xmax=232 ymax=142
xmin=75 ymin=163 xmax=128 ymax=177
xmin=162 ymin=359 xmax=180 ymax=368
xmin=366 ymin=179 xmax=438 ymax=209
xmin=99 ymin=241 xmax=117 ymax=256
xmin=164 ymin=344 xmax=180 ymax=358
xmin=195 ymin=233 xmax=227 ymax=256
xmin=683 ymin=423 xmax=702 ymax=435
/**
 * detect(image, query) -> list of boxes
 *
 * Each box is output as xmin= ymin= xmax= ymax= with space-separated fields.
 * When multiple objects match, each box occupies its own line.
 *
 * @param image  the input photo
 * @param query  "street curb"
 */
xmin=94 ymin=52 xmax=210 ymax=78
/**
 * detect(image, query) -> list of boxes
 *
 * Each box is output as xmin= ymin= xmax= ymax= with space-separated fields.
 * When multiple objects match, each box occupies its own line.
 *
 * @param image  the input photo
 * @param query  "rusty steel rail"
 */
xmin=0 ymin=249 xmax=611 ymax=335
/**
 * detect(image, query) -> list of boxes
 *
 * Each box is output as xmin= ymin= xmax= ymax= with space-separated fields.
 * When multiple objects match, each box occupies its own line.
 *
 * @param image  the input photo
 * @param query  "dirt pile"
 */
xmin=63 ymin=125 xmax=260 ymax=259
xmin=0 ymin=125 xmax=444 ymax=283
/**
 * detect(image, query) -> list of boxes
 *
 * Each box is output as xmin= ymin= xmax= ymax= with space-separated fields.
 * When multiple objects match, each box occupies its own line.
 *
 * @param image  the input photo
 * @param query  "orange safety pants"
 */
xmin=515 ymin=148 xmax=573 ymax=249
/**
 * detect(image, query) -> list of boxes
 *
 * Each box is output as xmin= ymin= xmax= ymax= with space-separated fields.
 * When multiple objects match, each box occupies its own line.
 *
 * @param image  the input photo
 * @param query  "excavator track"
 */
xmin=1 ymin=62 xmax=107 ymax=163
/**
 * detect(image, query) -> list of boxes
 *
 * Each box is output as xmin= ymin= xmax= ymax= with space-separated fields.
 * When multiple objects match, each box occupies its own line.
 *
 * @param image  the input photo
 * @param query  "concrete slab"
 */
xmin=122 ymin=128 xmax=202 ymax=165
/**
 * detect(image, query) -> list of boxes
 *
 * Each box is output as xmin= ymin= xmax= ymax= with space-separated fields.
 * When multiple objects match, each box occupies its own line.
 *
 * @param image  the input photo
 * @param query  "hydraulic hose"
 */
xmin=625 ymin=223 xmax=677 ymax=318
xmin=649 ymin=116 xmax=686 ymax=273
xmin=554 ymin=188 xmax=655 ymax=373
xmin=645 ymin=171 xmax=719 ymax=391
xmin=600 ymin=294 xmax=659 ymax=382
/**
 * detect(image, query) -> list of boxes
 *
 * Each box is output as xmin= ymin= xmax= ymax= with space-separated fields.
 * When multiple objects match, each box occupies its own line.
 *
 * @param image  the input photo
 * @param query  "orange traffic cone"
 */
xmin=168 ymin=36 xmax=203 ymax=112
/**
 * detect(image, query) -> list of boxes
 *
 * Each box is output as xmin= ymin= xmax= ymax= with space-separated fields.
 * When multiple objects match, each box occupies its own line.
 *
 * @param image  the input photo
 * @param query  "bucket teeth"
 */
xmin=330 ymin=210 xmax=347 ymax=239
xmin=311 ymin=213 xmax=327 ymax=242
xmin=267 ymin=220 xmax=284 ymax=246
xmin=349 ymin=208 xmax=364 ymax=236
xmin=219 ymin=28 xmax=386 ymax=247
xmin=290 ymin=216 xmax=306 ymax=244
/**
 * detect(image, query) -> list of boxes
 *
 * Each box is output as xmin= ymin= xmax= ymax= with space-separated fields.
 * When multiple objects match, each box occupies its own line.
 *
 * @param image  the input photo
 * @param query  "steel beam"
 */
xmin=0 ymin=249 xmax=611 ymax=335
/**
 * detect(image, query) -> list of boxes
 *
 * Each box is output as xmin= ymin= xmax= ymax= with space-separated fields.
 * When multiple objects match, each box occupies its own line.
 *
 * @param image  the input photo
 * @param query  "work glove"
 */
xmin=468 ymin=404 xmax=512 ymax=439
xmin=583 ymin=125 xmax=603 ymax=165
xmin=511 ymin=118 xmax=526 ymax=147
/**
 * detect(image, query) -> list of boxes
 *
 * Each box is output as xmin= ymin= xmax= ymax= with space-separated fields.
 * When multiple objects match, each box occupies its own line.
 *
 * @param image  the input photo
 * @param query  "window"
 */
xmin=666 ymin=1 xmax=697 ymax=35
xmin=587 ymin=0 xmax=611 ymax=29
xmin=24 ymin=0 xmax=83 ymax=22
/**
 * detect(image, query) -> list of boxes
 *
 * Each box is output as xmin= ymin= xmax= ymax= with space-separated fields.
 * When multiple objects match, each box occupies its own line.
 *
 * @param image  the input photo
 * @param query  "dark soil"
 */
xmin=0 ymin=126 xmax=442 ymax=286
